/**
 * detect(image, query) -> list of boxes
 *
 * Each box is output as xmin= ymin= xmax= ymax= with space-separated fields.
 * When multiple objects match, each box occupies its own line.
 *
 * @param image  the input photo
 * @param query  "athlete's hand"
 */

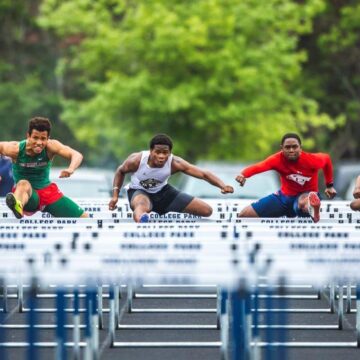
xmin=325 ymin=186 xmax=337 ymax=199
xmin=221 ymin=185 xmax=234 ymax=194
xmin=59 ymin=169 xmax=74 ymax=178
xmin=353 ymin=187 xmax=360 ymax=199
xmin=109 ymin=197 xmax=118 ymax=211
xmin=235 ymin=174 xmax=246 ymax=186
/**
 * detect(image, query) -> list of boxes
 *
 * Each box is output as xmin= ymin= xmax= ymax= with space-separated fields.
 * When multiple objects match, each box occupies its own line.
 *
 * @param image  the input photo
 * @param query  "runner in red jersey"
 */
xmin=235 ymin=133 xmax=337 ymax=223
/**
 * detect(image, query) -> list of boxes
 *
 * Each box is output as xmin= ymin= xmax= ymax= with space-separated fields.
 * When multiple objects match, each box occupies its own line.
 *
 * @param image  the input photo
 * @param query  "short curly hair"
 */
xmin=281 ymin=133 xmax=301 ymax=145
xmin=150 ymin=134 xmax=173 ymax=151
xmin=28 ymin=117 xmax=52 ymax=136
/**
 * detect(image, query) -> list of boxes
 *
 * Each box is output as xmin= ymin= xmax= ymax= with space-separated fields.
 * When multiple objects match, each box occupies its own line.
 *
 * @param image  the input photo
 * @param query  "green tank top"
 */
xmin=12 ymin=140 xmax=51 ymax=189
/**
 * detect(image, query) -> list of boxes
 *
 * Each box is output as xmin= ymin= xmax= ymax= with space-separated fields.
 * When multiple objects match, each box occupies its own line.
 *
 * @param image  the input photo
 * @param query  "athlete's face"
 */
xmin=281 ymin=138 xmax=301 ymax=161
xmin=27 ymin=129 xmax=49 ymax=155
xmin=149 ymin=145 xmax=171 ymax=167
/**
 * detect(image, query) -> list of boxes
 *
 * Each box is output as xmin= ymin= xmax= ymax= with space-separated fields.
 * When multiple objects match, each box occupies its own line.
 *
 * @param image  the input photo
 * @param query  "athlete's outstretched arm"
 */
xmin=0 ymin=142 xmax=19 ymax=160
xmin=109 ymin=153 xmax=141 ymax=210
xmin=171 ymin=156 xmax=234 ymax=194
xmin=319 ymin=153 xmax=337 ymax=199
xmin=46 ymin=140 xmax=83 ymax=178
xmin=236 ymin=156 xmax=275 ymax=187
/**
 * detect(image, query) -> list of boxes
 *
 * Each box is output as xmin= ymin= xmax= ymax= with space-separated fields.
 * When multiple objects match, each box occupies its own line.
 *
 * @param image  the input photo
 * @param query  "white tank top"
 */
xmin=127 ymin=151 xmax=173 ymax=193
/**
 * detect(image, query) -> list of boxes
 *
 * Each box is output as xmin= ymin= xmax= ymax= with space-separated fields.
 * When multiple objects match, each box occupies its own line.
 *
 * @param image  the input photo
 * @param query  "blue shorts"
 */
xmin=251 ymin=190 xmax=315 ymax=218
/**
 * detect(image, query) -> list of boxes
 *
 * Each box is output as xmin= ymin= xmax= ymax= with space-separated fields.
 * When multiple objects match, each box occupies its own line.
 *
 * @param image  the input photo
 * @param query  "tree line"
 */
xmin=0 ymin=0 xmax=359 ymax=166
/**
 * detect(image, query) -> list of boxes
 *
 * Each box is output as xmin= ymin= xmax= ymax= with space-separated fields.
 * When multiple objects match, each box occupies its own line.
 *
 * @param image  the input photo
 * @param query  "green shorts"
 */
xmin=24 ymin=191 xmax=84 ymax=218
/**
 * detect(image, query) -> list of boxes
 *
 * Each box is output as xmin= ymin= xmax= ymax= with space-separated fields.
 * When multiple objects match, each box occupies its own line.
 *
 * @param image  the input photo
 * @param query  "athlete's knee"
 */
xmin=350 ymin=199 xmax=360 ymax=211
xmin=237 ymin=206 xmax=258 ymax=218
xmin=15 ymin=179 xmax=32 ymax=190
xmin=132 ymin=197 xmax=151 ymax=211
xmin=132 ymin=202 xmax=151 ymax=222
xmin=137 ymin=200 xmax=150 ymax=208
xmin=237 ymin=208 xmax=247 ymax=217
xmin=201 ymin=205 xmax=213 ymax=217
xmin=297 ymin=193 xmax=308 ymax=211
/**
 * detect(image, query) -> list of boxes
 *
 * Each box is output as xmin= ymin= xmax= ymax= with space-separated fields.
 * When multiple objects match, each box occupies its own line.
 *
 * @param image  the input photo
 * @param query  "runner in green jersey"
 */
xmin=0 ymin=117 xmax=88 ymax=218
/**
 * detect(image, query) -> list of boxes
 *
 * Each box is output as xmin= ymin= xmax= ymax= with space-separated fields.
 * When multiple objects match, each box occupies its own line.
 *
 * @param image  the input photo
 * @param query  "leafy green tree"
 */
xmin=39 ymin=0 xmax=342 ymax=162
xmin=300 ymin=0 xmax=360 ymax=161
xmin=0 ymin=0 xmax=84 ymax=165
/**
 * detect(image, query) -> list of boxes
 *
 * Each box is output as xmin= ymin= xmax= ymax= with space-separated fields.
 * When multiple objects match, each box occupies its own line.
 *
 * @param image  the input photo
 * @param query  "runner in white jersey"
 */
xmin=127 ymin=150 xmax=173 ymax=193
xmin=108 ymin=134 xmax=234 ymax=223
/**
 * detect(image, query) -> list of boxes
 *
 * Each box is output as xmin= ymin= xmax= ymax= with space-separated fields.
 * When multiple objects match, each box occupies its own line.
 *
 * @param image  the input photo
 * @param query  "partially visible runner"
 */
xmin=108 ymin=134 xmax=234 ymax=222
xmin=0 ymin=117 xmax=88 ymax=218
xmin=0 ymin=156 xmax=14 ymax=196
xmin=236 ymin=133 xmax=337 ymax=223
xmin=350 ymin=176 xmax=360 ymax=211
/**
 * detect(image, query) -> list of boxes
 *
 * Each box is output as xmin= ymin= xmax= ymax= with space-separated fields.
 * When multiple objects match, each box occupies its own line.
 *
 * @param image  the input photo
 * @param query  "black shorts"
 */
xmin=127 ymin=184 xmax=194 ymax=215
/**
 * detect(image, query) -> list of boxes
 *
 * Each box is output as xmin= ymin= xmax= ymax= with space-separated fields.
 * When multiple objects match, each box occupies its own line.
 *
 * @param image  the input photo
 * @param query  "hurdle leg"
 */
xmin=108 ymin=286 xmax=116 ymax=346
xmin=330 ymin=283 xmax=335 ymax=313
xmin=17 ymin=279 xmax=24 ymax=312
xmin=216 ymin=287 xmax=221 ymax=329
xmin=127 ymin=285 xmax=133 ymax=313
xmin=97 ymin=285 xmax=103 ymax=330
xmin=251 ymin=285 xmax=260 ymax=360
xmin=230 ymin=285 xmax=249 ymax=360
xmin=0 ymin=279 xmax=6 ymax=360
xmin=85 ymin=290 xmax=92 ymax=360
xmin=91 ymin=291 xmax=99 ymax=360
xmin=264 ymin=284 xmax=274 ymax=360
xmin=56 ymin=289 xmax=66 ymax=360
xmin=317 ymin=287 xmax=321 ymax=300
xmin=245 ymin=291 xmax=252 ymax=360
xmin=346 ymin=282 xmax=352 ymax=314
xmin=356 ymin=285 xmax=360 ymax=348
xmin=338 ymin=283 xmax=344 ymax=330
xmin=277 ymin=277 xmax=287 ymax=360
xmin=73 ymin=289 xmax=80 ymax=360
xmin=114 ymin=285 xmax=120 ymax=328
xmin=2 ymin=282 xmax=7 ymax=313
xmin=220 ymin=289 xmax=229 ymax=360
xmin=27 ymin=279 xmax=37 ymax=360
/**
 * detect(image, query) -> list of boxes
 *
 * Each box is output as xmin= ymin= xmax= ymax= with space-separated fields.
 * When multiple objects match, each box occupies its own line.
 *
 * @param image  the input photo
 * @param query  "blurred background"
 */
xmin=0 ymin=0 xmax=359 ymax=199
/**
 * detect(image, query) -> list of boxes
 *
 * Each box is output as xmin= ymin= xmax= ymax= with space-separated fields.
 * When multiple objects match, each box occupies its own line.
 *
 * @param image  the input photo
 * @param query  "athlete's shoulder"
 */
xmin=171 ymin=154 xmax=182 ymax=163
xmin=0 ymin=141 xmax=20 ymax=159
xmin=123 ymin=152 xmax=142 ymax=171
xmin=45 ymin=139 xmax=69 ymax=159
xmin=171 ymin=155 xmax=189 ymax=172
xmin=1 ymin=140 xmax=20 ymax=148
xmin=301 ymin=151 xmax=331 ymax=168
xmin=46 ymin=139 xmax=63 ymax=150
xmin=265 ymin=151 xmax=282 ymax=163
xmin=302 ymin=151 xmax=330 ymax=160
xmin=271 ymin=151 xmax=282 ymax=158
xmin=127 ymin=152 xmax=142 ymax=162
xmin=9 ymin=141 xmax=20 ymax=148
xmin=171 ymin=155 xmax=186 ymax=166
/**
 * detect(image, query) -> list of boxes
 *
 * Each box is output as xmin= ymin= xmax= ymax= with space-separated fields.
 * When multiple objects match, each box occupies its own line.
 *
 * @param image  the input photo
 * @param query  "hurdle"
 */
xmin=0 ymin=199 xmax=360 ymax=360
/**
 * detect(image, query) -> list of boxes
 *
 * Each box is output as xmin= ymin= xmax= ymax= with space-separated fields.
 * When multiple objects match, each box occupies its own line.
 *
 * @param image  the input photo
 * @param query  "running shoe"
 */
xmin=5 ymin=193 xmax=23 ymax=219
xmin=308 ymin=192 xmax=320 ymax=223
xmin=139 ymin=213 xmax=150 ymax=223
